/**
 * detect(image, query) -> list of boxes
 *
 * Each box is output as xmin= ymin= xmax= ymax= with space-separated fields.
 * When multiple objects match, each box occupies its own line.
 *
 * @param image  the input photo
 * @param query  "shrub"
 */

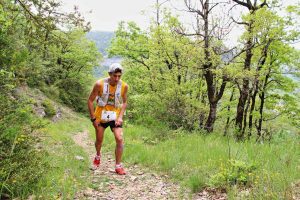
xmin=42 ymin=99 xmax=56 ymax=118
xmin=208 ymin=159 xmax=256 ymax=188
xmin=0 ymin=97 xmax=48 ymax=199
xmin=57 ymin=75 xmax=93 ymax=113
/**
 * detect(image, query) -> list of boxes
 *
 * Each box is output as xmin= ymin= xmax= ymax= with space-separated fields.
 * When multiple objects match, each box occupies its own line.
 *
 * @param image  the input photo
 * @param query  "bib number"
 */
xmin=101 ymin=111 xmax=117 ymax=121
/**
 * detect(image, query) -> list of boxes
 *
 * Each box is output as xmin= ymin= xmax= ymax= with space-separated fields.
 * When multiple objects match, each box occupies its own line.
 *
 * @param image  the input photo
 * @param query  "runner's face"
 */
xmin=109 ymin=72 xmax=122 ymax=84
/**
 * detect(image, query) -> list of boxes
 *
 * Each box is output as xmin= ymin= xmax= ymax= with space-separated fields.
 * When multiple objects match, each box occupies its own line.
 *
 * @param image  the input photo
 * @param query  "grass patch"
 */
xmin=33 ymin=116 xmax=92 ymax=199
xmin=122 ymin=125 xmax=300 ymax=199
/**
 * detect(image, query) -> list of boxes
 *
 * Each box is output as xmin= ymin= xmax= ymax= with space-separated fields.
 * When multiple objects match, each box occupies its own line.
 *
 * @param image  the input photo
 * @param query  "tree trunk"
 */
xmin=235 ymin=23 xmax=253 ymax=139
xmin=257 ymin=71 xmax=270 ymax=140
xmin=242 ymin=88 xmax=252 ymax=136
xmin=199 ymin=113 xmax=205 ymax=129
xmin=233 ymin=0 xmax=268 ymax=139
xmin=184 ymin=0 xmax=228 ymax=132
xmin=205 ymin=102 xmax=218 ymax=132
xmin=249 ymin=40 xmax=271 ymax=138
xmin=248 ymin=85 xmax=258 ymax=138
xmin=257 ymin=93 xmax=264 ymax=140
xmin=235 ymin=79 xmax=250 ymax=138
xmin=224 ymin=87 xmax=235 ymax=136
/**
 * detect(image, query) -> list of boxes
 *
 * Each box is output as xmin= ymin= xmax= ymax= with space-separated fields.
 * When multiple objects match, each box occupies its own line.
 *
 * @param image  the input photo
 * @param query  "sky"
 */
xmin=60 ymin=0 xmax=300 ymax=48
xmin=60 ymin=0 xmax=155 ymax=31
xmin=60 ymin=0 xmax=299 ymax=30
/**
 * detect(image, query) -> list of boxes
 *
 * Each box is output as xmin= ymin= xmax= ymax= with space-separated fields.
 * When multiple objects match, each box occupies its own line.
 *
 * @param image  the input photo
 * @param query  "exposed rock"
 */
xmin=34 ymin=107 xmax=46 ymax=118
xmin=83 ymin=188 xmax=94 ymax=197
xmin=27 ymin=195 xmax=36 ymax=200
xmin=136 ymin=171 xmax=144 ymax=175
xmin=130 ymin=176 xmax=138 ymax=182
xmin=52 ymin=107 xmax=62 ymax=122
xmin=75 ymin=155 xmax=84 ymax=161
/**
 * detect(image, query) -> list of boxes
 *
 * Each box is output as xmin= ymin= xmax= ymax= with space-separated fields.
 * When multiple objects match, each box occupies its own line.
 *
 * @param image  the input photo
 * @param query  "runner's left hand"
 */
xmin=115 ymin=117 xmax=123 ymax=126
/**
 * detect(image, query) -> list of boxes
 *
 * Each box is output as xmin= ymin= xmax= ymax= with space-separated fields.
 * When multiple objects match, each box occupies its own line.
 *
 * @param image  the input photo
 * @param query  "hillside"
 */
xmin=86 ymin=31 xmax=114 ymax=56
xmin=86 ymin=31 xmax=122 ymax=78
xmin=8 ymin=86 xmax=300 ymax=199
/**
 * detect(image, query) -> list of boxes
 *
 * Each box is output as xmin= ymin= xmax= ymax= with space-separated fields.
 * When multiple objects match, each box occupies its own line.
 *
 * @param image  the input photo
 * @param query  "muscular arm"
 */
xmin=119 ymin=84 xmax=128 ymax=119
xmin=116 ymin=84 xmax=128 ymax=125
xmin=87 ymin=81 xmax=100 ymax=119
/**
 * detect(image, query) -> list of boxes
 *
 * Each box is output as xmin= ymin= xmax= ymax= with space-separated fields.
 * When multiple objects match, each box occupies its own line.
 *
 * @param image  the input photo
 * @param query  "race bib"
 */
xmin=101 ymin=110 xmax=117 ymax=121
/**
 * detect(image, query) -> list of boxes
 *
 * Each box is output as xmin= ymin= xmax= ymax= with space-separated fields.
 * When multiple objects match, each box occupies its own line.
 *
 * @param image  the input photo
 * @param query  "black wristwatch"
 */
xmin=90 ymin=117 xmax=96 ymax=122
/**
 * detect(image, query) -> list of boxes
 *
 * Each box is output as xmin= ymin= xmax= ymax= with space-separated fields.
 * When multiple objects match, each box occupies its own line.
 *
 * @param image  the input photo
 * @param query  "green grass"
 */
xmin=33 ymin=116 xmax=93 ymax=199
xmin=32 ymin=114 xmax=123 ymax=199
xmin=30 ymin=114 xmax=299 ymax=199
xmin=121 ymin=125 xmax=300 ymax=199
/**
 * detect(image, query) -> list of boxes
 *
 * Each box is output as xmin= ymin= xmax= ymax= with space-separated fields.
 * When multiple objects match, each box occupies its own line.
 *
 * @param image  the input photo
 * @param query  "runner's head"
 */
xmin=108 ymin=63 xmax=123 ymax=84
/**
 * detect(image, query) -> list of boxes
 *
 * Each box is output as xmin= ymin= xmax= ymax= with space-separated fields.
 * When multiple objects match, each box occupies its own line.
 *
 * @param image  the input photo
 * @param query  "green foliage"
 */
xmin=35 ymin=118 xmax=91 ymax=199
xmin=208 ymin=159 xmax=256 ymax=187
xmin=42 ymin=99 xmax=56 ymax=117
xmin=109 ymin=17 xmax=206 ymax=130
xmin=57 ymin=75 xmax=94 ymax=113
xmin=120 ymin=125 xmax=299 ymax=199
xmin=0 ymin=95 xmax=48 ymax=199
xmin=49 ymin=30 xmax=100 ymax=112
xmin=0 ymin=0 xmax=100 ymax=198
xmin=0 ymin=0 xmax=299 ymax=198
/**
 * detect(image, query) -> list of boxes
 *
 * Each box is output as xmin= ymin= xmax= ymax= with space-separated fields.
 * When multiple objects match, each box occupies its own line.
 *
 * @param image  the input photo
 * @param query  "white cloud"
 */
xmin=60 ymin=0 xmax=155 ymax=31
xmin=60 ymin=0 xmax=299 ymax=49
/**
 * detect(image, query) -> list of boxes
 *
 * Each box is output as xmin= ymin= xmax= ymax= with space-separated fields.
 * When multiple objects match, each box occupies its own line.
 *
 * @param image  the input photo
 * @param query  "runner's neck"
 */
xmin=108 ymin=78 xmax=118 ymax=86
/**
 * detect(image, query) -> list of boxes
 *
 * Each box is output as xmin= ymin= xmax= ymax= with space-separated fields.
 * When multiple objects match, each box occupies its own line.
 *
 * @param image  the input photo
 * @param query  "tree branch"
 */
xmin=231 ymin=16 xmax=249 ymax=26
xmin=232 ymin=0 xmax=251 ymax=10
xmin=216 ymin=77 xmax=228 ymax=101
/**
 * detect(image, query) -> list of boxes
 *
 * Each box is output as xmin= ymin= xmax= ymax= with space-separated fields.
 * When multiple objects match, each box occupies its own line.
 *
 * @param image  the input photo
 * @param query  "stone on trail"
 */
xmin=109 ymin=168 xmax=115 ymax=173
xmin=130 ymin=176 xmax=138 ymax=182
xmin=83 ymin=188 xmax=94 ymax=197
xmin=136 ymin=171 xmax=144 ymax=175
xmin=75 ymin=155 xmax=84 ymax=161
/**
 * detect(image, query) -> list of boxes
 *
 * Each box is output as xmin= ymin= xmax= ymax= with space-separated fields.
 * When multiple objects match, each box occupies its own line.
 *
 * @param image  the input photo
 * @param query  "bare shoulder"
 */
xmin=124 ymin=83 xmax=128 ymax=89
xmin=95 ymin=79 xmax=102 ymax=87
xmin=123 ymin=83 xmax=129 ymax=93
xmin=92 ymin=80 xmax=102 ymax=93
xmin=121 ymin=80 xmax=128 ymax=88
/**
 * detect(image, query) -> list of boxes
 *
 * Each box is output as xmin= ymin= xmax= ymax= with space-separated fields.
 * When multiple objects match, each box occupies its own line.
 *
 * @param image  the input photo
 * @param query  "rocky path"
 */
xmin=72 ymin=131 xmax=227 ymax=200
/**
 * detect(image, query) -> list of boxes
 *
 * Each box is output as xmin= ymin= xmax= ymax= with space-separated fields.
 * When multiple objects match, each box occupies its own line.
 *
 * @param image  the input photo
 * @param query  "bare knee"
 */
xmin=115 ymin=136 xmax=123 ymax=145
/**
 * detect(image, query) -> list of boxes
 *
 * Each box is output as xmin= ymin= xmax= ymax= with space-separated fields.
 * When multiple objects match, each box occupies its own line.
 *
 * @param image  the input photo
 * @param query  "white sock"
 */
xmin=115 ymin=163 xmax=122 ymax=168
xmin=95 ymin=155 xmax=101 ymax=160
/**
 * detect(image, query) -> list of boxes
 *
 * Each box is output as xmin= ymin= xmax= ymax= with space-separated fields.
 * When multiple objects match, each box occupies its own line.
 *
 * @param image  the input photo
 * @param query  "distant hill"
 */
xmin=86 ymin=31 xmax=123 ymax=78
xmin=86 ymin=31 xmax=115 ymax=56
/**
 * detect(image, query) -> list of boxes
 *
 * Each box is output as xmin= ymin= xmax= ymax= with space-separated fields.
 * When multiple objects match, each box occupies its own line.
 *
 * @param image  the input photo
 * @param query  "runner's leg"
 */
xmin=95 ymin=125 xmax=105 ymax=156
xmin=112 ymin=127 xmax=124 ymax=165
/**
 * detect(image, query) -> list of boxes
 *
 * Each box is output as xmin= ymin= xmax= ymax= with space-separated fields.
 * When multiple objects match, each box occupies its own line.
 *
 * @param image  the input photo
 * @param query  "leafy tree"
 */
xmin=0 ymin=0 xmax=100 ymax=198
xmin=109 ymin=15 xmax=207 ymax=130
xmin=230 ymin=1 xmax=300 ymax=139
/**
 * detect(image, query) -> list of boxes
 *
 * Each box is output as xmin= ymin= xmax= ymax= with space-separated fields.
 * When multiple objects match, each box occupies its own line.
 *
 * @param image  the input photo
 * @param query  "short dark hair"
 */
xmin=113 ymin=68 xmax=122 ymax=73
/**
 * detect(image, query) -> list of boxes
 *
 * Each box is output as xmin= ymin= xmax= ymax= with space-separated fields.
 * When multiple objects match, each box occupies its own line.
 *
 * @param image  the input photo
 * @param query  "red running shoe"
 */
xmin=115 ymin=167 xmax=126 ymax=175
xmin=93 ymin=156 xmax=100 ymax=168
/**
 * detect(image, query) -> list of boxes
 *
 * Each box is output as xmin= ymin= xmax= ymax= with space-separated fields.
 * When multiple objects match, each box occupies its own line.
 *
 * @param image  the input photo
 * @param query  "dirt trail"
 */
xmin=72 ymin=131 xmax=227 ymax=200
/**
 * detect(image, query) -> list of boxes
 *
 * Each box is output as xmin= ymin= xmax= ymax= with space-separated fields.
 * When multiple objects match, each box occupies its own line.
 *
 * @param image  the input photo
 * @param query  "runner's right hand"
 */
xmin=93 ymin=121 xmax=98 ymax=129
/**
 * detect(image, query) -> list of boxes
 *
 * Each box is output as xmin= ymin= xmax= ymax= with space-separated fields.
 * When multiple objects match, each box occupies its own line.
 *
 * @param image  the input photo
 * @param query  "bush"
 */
xmin=127 ymin=90 xmax=205 ymax=130
xmin=208 ymin=159 xmax=256 ymax=188
xmin=0 ymin=92 xmax=48 ymax=199
xmin=57 ymin=75 xmax=93 ymax=113
xmin=42 ymin=99 xmax=56 ymax=117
